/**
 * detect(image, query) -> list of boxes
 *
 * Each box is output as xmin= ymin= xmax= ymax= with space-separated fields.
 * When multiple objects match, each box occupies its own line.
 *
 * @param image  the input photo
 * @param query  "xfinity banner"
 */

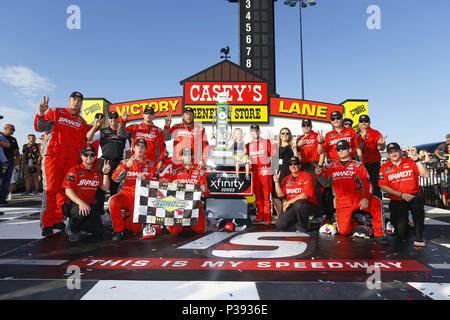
xmin=206 ymin=171 xmax=253 ymax=195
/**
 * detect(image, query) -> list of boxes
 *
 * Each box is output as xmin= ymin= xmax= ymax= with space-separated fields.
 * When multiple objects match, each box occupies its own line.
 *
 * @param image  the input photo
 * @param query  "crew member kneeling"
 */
xmin=168 ymin=147 xmax=208 ymax=235
xmin=109 ymin=139 xmax=159 ymax=241
xmin=273 ymin=156 xmax=318 ymax=232
xmin=315 ymin=140 xmax=388 ymax=245
xmin=62 ymin=145 xmax=111 ymax=242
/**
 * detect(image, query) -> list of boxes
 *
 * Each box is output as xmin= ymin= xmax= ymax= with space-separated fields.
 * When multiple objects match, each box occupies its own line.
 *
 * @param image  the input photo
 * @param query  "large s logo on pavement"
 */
xmin=211 ymin=232 xmax=309 ymax=259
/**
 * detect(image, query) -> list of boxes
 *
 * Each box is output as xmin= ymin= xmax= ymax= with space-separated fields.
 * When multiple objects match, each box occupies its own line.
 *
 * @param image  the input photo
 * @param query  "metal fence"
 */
xmin=419 ymin=161 xmax=449 ymax=209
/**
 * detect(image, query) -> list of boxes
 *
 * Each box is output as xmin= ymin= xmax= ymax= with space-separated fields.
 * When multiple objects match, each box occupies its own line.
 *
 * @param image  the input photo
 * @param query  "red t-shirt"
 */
xmin=378 ymin=157 xmax=421 ymax=201
xmin=112 ymin=159 xmax=157 ymax=194
xmin=296 ymin=131 xmax=319 ymax=163
xmin=356 ymin=127 xmax=382 ymax=165
xmin=322 ymin=127 xmax=358 ymax=162
xmin=281 ymin=171 xmax=318 ymax=206
xmin=62 ymin=163 xmax=103 ymax=204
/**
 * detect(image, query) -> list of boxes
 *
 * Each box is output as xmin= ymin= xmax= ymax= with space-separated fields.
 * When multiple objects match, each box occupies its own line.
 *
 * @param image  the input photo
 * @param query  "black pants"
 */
xmin=388 ymin=192 xmax=425 ymax=241
xmin=98 ymin=158 xmax=121 ymax=196
xmin=301 ymin=163 xmax=323 ymax=217
xmin=62 ymin=189 xmax=105 ymax=237
xmin=365 ymin=161 xmax=382 ymax=199
xmin=276 ymin=199 xmax=317 ymax=231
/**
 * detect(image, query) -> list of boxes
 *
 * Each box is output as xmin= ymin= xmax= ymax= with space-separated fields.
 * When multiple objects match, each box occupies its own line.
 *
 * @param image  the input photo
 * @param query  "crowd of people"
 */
xmin=6 ymin=90 xmax=444 ymax=247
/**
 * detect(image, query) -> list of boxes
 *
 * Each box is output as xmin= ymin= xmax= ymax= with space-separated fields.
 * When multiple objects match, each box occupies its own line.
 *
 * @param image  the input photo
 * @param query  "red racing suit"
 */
xmin=62 ymin=162 xmax=103 ymax=205
xmin=246 ymin=138 xmax=274 ymax=223
xmin=356 ymin=127 xmax=383 ymax=165
xmin=163 ymin=122 xmax=209 ymax=170
xmin=321 ymin=127 xmax=358 ymax=162
xmin=296 ymin=131 xmax=319 ymax=164
xmin=281 ymin=171 xmax=318 ymax=207
xmin=118 ymin=120 xmax=167 ymax=164
xmin=317 ymin=160 xmax=384 ymax=236
xmin=110 ymin=159 xmax=157 ymax=233
xmin=34 ymin=107 xmax=90 ymax=229
xmin=167 ymin=166 xmax=208 ymax=235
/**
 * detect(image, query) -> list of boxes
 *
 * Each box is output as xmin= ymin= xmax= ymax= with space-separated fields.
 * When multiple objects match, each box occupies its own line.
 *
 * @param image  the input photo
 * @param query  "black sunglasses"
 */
xmin=359 ymin=119 xmax=370 ymax=123
xmin=109 ymin=116 xmax=118 ymax=119
xmin=280 ymin=132 xmax=290 ymax=135
xmin=330 ymin=117 xmax=342 ymax=121
xmin=336 ymin=146 xmax=349 ymax=152
xmin=343 ymin=122 xmax=352 ymax=126
xmin=83 ymin=153 xmax=96 ymax=158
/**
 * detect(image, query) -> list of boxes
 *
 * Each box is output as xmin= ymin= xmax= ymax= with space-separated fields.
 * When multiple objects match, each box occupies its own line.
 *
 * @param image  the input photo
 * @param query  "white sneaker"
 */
xmin=6 ymin=193 xmax=12 ymax=200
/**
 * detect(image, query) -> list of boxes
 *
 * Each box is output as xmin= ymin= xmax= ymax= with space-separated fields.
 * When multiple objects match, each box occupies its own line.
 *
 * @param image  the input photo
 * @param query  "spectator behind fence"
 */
xmin=22 ymin=134 xmax=41 ymax=195
xmin=0 ymin=124 xmax=20 ymax=205
xmin=434 ymin=134 xmax=450 ymax=160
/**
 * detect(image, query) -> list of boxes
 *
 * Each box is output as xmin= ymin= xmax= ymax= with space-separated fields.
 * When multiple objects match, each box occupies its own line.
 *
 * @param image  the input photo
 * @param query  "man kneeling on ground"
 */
xmin=273 ymin=156 xmax=318 ymax=232
xmin=62 ymin=145 xmax=111 ymax=242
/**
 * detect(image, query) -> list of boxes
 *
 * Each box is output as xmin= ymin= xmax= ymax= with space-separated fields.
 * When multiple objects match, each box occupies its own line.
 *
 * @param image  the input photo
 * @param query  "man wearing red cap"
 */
xmin=118 ymin=107 xmax=166 ymax=172
xmin=109 ymin=139 xmax=159 ymax=241
xmin=34 ymin=92 xmax=90 ymax=237
xmin=164 ymin=107 xmax=209 ymax=171
xmin=167 ymin=147 xmax=208 ymax=235
xmin=315 ymin=139 xmax=388 ymax=245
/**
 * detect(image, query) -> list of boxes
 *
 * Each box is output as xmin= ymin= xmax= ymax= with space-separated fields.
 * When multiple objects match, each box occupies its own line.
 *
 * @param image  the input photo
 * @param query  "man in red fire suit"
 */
xmin=167 ymin=147 xmax=208 ymax=235
xmin=34 ymin=92 xmax=90 ymax=237
xmin=246 ymin=124 xmax=274 ymax=225
xmin=164 ymin=107 xmax=209 ymax=171
xmin=315 ymin=139 xmax=388 ymax=245
xmin=109 ymin=139 xmax=159 ymax=241
xmin=118 ymin=106 xmax=166 ymax=172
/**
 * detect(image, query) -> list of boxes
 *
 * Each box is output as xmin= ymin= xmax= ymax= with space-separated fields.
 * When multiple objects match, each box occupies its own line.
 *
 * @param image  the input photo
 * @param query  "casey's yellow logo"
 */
xmin=153 ymin=196 xmax=188 ymax=212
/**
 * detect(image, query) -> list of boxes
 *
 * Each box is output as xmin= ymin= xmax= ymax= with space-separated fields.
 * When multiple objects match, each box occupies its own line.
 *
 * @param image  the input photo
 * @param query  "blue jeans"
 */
xmin=0 ymin=159 xmax=14 ymax=200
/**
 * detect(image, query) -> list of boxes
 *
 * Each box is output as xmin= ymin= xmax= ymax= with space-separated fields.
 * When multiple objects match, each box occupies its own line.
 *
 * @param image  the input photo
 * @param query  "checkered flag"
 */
xmin=133 ymin=179 xmax=202 ymax=226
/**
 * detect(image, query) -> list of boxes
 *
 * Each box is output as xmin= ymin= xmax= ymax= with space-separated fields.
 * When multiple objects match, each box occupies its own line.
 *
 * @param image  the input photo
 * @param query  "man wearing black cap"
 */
xmin=87 ymin=110 xmax=132 ymax=196
xmin=164 ymin=107 xmax=209 ymax=170
xmin=342 ymin=118 xmax=354 ymax=129
xmin=246 ymin=124 xmax=274 ymax=225
xmin=379 ymin=143 xmax=429 ymax=247
xmin=119 ymin=106 xmax=167 ymax=173
xmin=273 ymin=156 xmax=318 ymax=232
xmin=317 ymin=110 xmax=362 ymax=166
xmin=356 ymin=114 xmax=386 ymax=199
xmin=62 ymin=145 xmax=111 ymax=242
xmin=168 ymin=147 xmax=209 ymax=235
xmin=109 ymin=139 xmax=159 ymax=241
xmin=34 ymin=92 xmax=91 ymax=237
xmin=315 ymin=139 xmax=388 ymax=245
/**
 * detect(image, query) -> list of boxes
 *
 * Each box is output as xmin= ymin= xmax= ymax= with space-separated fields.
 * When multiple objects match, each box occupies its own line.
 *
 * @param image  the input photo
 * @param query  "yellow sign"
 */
xmin=186 ymin=105 xmax=269 ymax=123
xmin=153 ymin=196 xmax=188 ymax=212
xmin=82 ymin=98 xmax=110 ymax=127
xmin=341 ymin=100 xmax=369 ymax=131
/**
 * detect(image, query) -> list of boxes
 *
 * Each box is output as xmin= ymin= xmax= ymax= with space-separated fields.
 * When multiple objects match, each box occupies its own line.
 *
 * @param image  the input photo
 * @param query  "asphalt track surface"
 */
xmin=0 ymin=193 xmax=449 ymax=308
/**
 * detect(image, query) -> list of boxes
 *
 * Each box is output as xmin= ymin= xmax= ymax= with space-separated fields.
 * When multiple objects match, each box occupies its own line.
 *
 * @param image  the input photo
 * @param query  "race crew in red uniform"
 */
xmin=317 ymin=110 xmax=362 ymax=165
xmin=167 ymin=147 xmax=208 ymax=235
xmin=246 ymin=124 xmax=274 ymax=225
xmin=379 ymin=143 xmax=429 ymax=247
xmin=118 ymin=106 xmax=166 ymax=173
xmin=109 ymin=139 xmax=159 ymax=241
xmin=296 ymin=119 xmax=319 ymax=165
xmin=274 ymin=156 xmax=318 ymax=232
xmin=356 ymin=114 xmax=387 ymax=199
xmin=34 ymin=92 xmax=91 ymax=238
xmin=315 ymin=140 xmax=388 ymax=245
xmin=164 ymin=107 xmax=209 ymax=171
xmin=62 ymin=145 xmax=111 ymax=242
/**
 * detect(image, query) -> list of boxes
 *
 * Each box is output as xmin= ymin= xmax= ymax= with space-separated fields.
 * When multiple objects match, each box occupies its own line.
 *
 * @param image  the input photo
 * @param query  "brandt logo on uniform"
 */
xmin=59 ymin=117 xmax=82 ymax=128
xmin=77 ymin=179 xmax=99 ymax=187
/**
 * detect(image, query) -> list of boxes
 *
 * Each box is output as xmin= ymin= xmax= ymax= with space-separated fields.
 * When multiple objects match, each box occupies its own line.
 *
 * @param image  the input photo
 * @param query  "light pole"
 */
xmin=283 ymin=0 xmax=316 ymax=100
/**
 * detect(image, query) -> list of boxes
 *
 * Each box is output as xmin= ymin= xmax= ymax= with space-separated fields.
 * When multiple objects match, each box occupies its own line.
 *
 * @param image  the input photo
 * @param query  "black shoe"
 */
xmin=0 ymin=200 xmax=8 ymax=205
xmin=374 ymin=236 xmax=389 ymax=245
xmin=42 ymin=227 xmax=54 ymax=238
xmin=53 ymin=222 xmax=66 ymax=231
xmin=112 ymin=231 xmax=124 ymax=242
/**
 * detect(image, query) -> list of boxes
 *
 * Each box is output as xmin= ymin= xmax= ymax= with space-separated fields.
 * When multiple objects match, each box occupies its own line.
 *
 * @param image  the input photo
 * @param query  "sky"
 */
xmin=0 ymin=0 xmax=449 ymax=149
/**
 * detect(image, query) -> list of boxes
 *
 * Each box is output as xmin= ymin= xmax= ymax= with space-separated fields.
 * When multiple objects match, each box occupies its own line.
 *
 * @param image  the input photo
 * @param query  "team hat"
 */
xmin=108 ymin=111 xmax=119 ymax=118
xmin=330 ymin=111 xmax=342 ymax=119
xmin=82 ymin=145 xmax=96 ymax=154
xmin=134 ymin=139 xmax=147 ymax=147
xmin=336 ymin=140 xmax=350 ymax=150
xmin=182 ymin=147 xmax=194 ymax=156
xmin=359 ymin=114 xmax=370 ymax=122
xmin=183 ymin=107 xmax=194 ymax=114
xmin=342 ymin=118 xmax=353 ymax=125
xmin=386 ymin=142 xmax=401 ymax=152
xmin=70 ymin=91 xmax=83 ymax=100
xmin=287 ymin=156 xmax=301 ymax=165
xmin=301 ymin=119 xmax=312 ymax=127
xmin=143 ymin=107 xmax=155 ymax=114
xmin=250 ymin=124 xmax=260 ymax=130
